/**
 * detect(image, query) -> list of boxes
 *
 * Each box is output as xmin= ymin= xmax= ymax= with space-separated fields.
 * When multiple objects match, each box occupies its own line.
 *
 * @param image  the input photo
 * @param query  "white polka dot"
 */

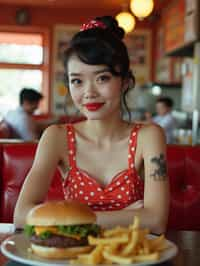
xmin=89 ymin=182 xmax=93 ymax=185
xmin=80 ymin=182 xmax=85 ymax=186
xmin=126 ymin=180 xmax=131 ymax=184
xmin=79 ymin=191 xmax=83 ymax=194
xmin=129 ymin=139 xmax=132 ymax=143
xmin=130 ymin=163 xmax=134 ymax=168
xmin=74 ymin=184 xmax=77 ymax=189
xmin=75 ymin=193 xmax=78 ymax=197
xmin=109 ymin=206 xmax=113 ymax=209
xmin=131 ymin=147 xmax=135 ymax=151
xmin=124 ymin=176 xmax=129 ymax=180
xmin=71 ymin=138 xmax=75 ymax=142
xmin=90 ymin=192 xmax=95 ymax=196
xmin=78 ymin=176 xmax=82 ymax=180
xmin=72 ymin=179 xmax=75 ymax=183
xmin=116 ymin=181 xmax=121 ymax=186
xmin=73 ymin=157 xmax=75 ymax=161
xmin=121 ymin=187 xmax=125 ymax=191
xmin=111 ymin=200 xmax=115 ymax=203
xmin=108 ymin=187 xmax=113 ymax=191
xmin=84 ymin=196 xmax=89 ymax=200
xmin=117 ymin=195 xmax=122 ymax=199
xmin=76 ymin=171 xmax=79 ymax=175
xmin=68 ymin=131 xmax=72 ymax=135
xmin=97 ymin=188 xmax=102 ymax=192
xmin=115 ymin=203 xmax=120 ymax=207
xmin=132 ymin=132 xmax=136 ymax=136
xmin=100 ymin=196 xmax=104 ymax=199
xmin=88 ymin=202 xmax=92 ymax=206
xmin=126 ymin=191 xmax=129 ymax=195
xmin=99 ymin=202 xmax=103 ymax=205
xmin=69 ymin=150 xmax=73 ymax=154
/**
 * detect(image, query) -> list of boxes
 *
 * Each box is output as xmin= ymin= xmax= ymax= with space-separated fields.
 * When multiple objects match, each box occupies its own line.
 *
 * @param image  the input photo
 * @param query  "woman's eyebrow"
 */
xmin=69 ymin=72 xmax=81 ymax=76
xmin=69 ymin=68 xmax=110 ymax=77
xmin=93 ymin=68 xmax=110 ymax=74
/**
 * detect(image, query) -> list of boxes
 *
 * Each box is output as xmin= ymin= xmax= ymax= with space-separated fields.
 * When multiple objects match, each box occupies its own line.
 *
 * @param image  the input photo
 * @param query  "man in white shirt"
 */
xmin=4 ymin=88 xmax=43 ymax=140
xmin=153 ymin=97 xmax=177 ymax=144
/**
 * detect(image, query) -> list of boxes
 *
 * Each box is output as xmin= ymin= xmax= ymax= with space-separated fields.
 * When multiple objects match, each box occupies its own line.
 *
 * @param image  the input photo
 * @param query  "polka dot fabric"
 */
xmin=63 ymin=124 xmax=144 ymax=211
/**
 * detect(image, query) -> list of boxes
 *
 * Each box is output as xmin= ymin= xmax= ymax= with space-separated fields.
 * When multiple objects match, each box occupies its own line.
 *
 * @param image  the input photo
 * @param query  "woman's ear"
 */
xmin=122 ymin=77 xmax=129 ymax=91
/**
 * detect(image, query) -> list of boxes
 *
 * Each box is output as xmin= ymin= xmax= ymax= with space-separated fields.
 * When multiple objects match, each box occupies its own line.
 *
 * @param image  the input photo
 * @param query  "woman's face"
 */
xmin=67 ymin=55 xmax=123 ymax=120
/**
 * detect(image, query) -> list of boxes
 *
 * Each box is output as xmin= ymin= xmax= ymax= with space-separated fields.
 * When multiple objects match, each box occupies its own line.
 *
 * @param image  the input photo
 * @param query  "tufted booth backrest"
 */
xmin=0 ymin=143 xmax=63 ymax=223
xmin=0 ymin=143 xmax=200 ymax=230
xmin=167 ymin=145 xmax=200 ymax=230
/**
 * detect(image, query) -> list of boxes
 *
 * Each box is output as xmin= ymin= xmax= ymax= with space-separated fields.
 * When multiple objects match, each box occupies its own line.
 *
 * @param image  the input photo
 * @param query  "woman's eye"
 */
xmin=97 ymin=75 xmax=111 ymax=83
xmin=70 ymin=79 xmax=82 ymax=85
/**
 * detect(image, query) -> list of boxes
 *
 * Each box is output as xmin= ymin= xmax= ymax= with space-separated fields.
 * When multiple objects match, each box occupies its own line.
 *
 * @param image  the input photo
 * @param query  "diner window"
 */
xmin=0 ymin=30 xmax=49 ymax=119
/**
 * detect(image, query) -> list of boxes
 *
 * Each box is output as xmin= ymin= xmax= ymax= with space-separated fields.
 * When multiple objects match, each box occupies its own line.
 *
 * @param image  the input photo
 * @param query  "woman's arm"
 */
xmin=14 ymin=124 xmax=66 ymax=228
xmin=96 ymin=124 xmax=170 ymax=234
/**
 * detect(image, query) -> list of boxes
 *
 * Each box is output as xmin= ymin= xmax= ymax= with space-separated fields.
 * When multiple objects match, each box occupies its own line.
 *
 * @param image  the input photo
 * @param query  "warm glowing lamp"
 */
xmin=130 ymin=0 xmax=154 ymax=19
xmin=115 ymin=11 xmax=136 ymax=33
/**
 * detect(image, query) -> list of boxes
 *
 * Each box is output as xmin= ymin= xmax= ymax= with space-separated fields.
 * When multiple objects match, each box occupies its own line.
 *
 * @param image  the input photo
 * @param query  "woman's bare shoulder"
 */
xmin=43 ymin=123 xmax=66 ymax=137
xmin=137 ymin=123 xmax=166 ymax=150
xmin=39 ymin=123 xmax=68 ymax=148
xmin=139 ymin=122 xmax=165 ymax=137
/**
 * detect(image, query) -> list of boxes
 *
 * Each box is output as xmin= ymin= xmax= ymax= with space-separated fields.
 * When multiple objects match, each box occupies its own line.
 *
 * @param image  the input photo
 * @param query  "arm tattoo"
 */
xmin=150 ymin=153 xmax=167 ymax=181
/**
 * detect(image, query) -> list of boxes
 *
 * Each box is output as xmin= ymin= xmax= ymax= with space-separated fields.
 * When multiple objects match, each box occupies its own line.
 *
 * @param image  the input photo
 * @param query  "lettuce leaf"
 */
xmin=24 ymin=225 xmax=35 ymax=237
xmin=58 ymin=224 xmax=101 ymax=238
xmin=24 ymin=223 xmax=101 ymax=239
xmin=39 ymin=231 xmax=52 ymax=240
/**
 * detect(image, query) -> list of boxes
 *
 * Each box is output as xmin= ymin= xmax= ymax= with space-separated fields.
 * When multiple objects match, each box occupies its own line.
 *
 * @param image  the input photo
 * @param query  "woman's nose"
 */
xmin=84 ymin=82 xmax=98 ymax=98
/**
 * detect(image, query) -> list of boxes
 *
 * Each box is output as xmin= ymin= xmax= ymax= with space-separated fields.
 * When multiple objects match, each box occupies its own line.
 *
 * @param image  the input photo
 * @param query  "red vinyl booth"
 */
xmin=0 ymin=142 xmax=200 ymax=230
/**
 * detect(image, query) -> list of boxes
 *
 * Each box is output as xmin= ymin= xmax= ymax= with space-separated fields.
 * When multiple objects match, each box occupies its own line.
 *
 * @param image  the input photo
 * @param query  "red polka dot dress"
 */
xmin=62 ymin=124 xmax=144 ymax=211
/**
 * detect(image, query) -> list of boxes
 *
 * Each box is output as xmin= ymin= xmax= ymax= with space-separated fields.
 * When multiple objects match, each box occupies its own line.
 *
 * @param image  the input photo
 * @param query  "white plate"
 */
xmin=1 ymin=233 xmax=178 ymax=266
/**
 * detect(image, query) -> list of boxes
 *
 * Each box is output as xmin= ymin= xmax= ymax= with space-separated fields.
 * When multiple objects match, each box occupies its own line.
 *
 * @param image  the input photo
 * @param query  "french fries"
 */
xmin=70 ymin=216 xmax=168 ymax=265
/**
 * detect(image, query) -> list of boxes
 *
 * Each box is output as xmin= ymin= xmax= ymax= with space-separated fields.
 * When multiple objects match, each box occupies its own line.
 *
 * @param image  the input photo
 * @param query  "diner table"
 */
xmin=0 ymin=226 xmax=199 ymax=266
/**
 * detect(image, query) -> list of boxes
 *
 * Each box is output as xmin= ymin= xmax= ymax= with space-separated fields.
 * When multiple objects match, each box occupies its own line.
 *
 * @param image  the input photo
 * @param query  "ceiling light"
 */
xmin=130 ymin=0 xmax=154 ymax=19
xmin=116 ymin=11 xmax=136 ymax=34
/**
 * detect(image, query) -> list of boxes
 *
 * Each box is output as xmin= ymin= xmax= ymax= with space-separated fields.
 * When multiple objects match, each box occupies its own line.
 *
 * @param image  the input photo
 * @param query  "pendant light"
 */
xmin=130 ymin=0 xmax=154 ymax=19
xmin=116 ymin=11 xmax=136 ymax=33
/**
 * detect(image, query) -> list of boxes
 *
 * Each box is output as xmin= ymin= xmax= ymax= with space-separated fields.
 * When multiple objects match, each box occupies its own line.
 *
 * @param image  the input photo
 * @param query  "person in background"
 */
xmin=153 ymin=97 xmax=177 ymax=144
xmin=14 ymin=16 xmax=169 ymax=234
xmin=4 ymin=88 xmax=43 ymax=141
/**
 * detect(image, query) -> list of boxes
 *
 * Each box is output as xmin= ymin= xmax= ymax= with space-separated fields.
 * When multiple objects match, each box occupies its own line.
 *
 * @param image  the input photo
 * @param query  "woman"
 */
xmin=14 ymin=16 xmax=169 ymax=234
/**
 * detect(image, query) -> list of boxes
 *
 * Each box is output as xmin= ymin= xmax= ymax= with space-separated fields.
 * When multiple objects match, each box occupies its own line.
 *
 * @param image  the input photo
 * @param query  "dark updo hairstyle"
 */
xmin=63 ymin=16 xmax=135 ymax=121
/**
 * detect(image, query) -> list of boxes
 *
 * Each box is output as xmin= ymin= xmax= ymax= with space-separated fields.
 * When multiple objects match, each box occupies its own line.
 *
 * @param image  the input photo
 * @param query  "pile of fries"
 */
xmin=70 ymin=216 xmax=168 ymax=265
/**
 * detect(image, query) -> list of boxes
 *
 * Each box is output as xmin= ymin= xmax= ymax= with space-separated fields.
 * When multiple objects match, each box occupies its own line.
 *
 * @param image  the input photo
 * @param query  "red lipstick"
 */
xmin=84 ymin=103 xmax=104 ymax=111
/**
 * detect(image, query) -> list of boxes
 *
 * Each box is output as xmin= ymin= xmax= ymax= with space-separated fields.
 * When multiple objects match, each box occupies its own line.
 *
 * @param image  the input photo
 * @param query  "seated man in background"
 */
xmin=153 ymin=97 xmax=177 ymax=144
xmin=4 ymin=88 xmax=44 ymax=141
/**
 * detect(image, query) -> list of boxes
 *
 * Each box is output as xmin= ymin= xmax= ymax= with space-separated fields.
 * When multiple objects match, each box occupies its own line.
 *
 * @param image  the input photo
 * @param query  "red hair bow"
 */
xmin=80 ymin=20 xmax=106 ymax=31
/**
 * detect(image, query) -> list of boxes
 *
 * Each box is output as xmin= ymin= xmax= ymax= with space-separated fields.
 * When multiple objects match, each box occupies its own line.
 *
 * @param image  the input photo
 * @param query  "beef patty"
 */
xmin=30 ymin=234 xmax=88 ymax=248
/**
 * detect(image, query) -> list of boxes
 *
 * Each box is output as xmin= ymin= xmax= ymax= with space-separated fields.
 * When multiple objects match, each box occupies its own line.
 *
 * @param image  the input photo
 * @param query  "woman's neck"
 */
xmin=78 ymin=117 xmax=130 ymax=147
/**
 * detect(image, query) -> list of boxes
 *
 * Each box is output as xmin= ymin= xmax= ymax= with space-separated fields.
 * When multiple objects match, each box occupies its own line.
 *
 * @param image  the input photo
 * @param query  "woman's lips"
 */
xmin=84 ymin=103 xmax=105 ymax=111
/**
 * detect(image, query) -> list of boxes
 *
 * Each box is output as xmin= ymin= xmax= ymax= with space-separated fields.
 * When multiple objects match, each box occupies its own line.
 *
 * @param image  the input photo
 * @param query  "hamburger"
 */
xmin=24 ymin=200 xmax=101 ymax=259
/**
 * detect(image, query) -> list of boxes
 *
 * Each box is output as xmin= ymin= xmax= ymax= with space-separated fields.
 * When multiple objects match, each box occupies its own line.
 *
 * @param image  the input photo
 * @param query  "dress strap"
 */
xmin=128 ymin=124 xmax=142 ymax=170
xmin=66 ymin=124 xmax=77 ymax=169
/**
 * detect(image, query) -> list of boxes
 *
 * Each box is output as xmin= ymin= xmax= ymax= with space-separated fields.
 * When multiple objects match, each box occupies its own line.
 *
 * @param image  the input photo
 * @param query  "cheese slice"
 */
xmin=34 ymin=226 xmax=81 ymax=240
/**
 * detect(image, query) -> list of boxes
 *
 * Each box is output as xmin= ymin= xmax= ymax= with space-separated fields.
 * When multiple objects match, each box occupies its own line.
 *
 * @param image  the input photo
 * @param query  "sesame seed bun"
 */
xmin=30 ymin=243 xmax=93 ymax=259
xmin=26 ymin=200 xmax=96 ymax=226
